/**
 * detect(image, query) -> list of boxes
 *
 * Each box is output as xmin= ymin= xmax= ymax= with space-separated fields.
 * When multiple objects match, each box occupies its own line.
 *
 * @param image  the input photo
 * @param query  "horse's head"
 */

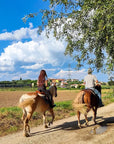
xmin=95 ymin=84 xmax=101 ymax=94
xmin=49 ymin=84 xmax=57 ymax=97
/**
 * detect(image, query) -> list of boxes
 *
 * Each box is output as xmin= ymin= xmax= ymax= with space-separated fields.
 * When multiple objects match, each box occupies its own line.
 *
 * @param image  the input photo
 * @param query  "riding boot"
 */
xmin=48 ymin=98 xmax=56 ymax=108
xmin=50 ymin=101 xmax=56 ymax=108
xmin=99 ymin=98 xmax=104 ymax=107
xmin=45 ymin=95 xmax=56 ymax=108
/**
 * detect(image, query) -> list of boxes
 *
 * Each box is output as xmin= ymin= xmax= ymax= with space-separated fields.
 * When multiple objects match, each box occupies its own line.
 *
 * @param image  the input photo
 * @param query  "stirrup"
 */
xmin=51 ymin=104 xmax=56 ymax=108
xmin=98 ymin=103 xmax=104 ymax=108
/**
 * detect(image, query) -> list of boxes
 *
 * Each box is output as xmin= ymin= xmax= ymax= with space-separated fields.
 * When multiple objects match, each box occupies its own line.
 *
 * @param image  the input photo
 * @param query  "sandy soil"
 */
xmin=0 ymin=103 xmax=114 ymax=144
xmin=0 ymin=89 xmax=111 ymax=108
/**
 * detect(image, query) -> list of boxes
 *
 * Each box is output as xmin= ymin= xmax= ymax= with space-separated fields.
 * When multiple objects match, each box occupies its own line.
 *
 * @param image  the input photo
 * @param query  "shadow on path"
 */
xmin=31 ymin=116 xmax=114 ymax=137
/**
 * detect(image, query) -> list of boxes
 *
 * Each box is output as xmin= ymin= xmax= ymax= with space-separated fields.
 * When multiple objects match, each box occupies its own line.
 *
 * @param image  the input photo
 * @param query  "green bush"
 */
xmin=80 ymin=85 xmax=85 ymax=89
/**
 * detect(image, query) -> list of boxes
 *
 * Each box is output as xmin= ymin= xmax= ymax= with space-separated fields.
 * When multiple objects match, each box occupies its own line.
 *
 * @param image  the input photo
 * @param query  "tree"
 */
xmin=108 ymin=76 xmax=114 ymax=86
xmin=23 ymin=0 xmax=114 ymax=72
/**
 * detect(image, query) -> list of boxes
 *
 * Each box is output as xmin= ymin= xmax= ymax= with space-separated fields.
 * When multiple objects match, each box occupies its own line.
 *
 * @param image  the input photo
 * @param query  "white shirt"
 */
xmin=84 ymin=74 xmax=97 ymax=88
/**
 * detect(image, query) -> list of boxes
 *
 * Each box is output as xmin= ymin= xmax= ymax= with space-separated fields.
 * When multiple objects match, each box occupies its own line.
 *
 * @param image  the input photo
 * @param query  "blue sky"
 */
xmin=0 ymin=0 xmax=110 ymax=82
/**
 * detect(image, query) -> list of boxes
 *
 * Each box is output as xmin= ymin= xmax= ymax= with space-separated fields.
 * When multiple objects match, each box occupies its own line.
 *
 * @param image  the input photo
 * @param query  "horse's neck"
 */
xmin=48 ymin=86 xmax=53 ymax=97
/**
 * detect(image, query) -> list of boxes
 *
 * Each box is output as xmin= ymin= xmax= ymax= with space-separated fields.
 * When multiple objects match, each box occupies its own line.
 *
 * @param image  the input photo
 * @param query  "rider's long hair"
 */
xmin=38 ymin=70 xmax=47 ymax=86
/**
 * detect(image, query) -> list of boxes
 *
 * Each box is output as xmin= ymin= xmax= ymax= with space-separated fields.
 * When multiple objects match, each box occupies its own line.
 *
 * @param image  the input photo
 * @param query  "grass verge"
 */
xmin=102 ymin=91 xmax=114 ymax=105
xmin=0 ymin=101 xmax=74 ymax=137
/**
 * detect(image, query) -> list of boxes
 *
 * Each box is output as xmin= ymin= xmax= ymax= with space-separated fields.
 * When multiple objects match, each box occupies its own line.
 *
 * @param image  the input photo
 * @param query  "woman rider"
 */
xmin=37 ymin=69 xmax=55 ymax=108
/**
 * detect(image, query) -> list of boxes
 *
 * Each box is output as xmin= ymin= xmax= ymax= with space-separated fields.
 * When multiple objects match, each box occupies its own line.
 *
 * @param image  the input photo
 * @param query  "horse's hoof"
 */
xmin=85 ymin=123 xmax=89 ymax=126
xmin=48 ymin=122 xmax=53 ymax=126
xmin=78 ymin=125 xmax=82 ymax=129
xmin=45 ymin=125 xmax=48 ymax=128
xmin=94 ymin=122 xmax=97 ymax=125
xmin=26 ymin=133 xmax=30 ymax=137
xmin=23 ymin=132 xmax=30 ymax=137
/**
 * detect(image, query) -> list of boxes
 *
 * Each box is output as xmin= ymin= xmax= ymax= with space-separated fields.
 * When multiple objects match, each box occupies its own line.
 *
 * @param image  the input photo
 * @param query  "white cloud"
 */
xmin=0 ymin=71 xmax=39 ymax=81
xmin=21 ymin=63 xmax=44 ymax=70
xmin=53 ymin=69 xmax=109 ymax=82
xmin=54 ymin=69 xmax=86 ymax=80
xmin=0 ymin=23 xmax=109 ymax=82
xmin=0 ymin=24 xmax=70 ymax=72
xmin=15 ymin=71 xmax=39 ymax=80
xmin=0 ymin=23 xmax=38 ymax=41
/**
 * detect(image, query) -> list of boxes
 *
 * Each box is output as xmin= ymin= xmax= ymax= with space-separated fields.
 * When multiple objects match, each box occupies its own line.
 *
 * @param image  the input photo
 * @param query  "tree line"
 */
xmin=0 ymin=79 xmax=113 ymax=88
xmin=0 ymin=79 xmax=37 ymax=88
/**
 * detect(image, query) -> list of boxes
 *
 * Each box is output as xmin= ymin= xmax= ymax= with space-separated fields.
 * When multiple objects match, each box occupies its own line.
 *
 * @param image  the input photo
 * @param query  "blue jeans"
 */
xmin=85 ymin=87 xmax=101 ymax=98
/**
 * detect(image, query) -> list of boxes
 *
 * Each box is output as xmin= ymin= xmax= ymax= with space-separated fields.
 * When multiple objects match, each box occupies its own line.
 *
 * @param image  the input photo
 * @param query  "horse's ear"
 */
xmin=51 ymin=83 xmax=54 ymax=86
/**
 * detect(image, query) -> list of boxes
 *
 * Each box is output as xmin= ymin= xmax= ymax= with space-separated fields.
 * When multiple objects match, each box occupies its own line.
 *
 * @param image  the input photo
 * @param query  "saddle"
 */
xmin=84 ymin=89 xmax=96 ymax=95
xmin=35 ymin=91 xmax=49 ymax=104
xmin=83 ymin=89 xmax=99 ymax=99
xmin=36 ymin=90 xmax=45 ymax=97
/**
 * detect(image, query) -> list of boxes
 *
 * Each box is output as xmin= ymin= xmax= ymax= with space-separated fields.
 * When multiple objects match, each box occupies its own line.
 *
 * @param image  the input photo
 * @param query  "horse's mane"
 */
xmin=48 ymin=85 xmax=57 ymax=97
xmin=48 ymin=85 xmax=57 ymax=91
xmin=48 ymin=85 xmax=53 ymax=93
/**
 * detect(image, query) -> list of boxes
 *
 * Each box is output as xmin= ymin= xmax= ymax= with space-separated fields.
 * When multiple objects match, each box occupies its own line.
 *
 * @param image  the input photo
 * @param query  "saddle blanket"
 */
xmin=36 ymin=90 xmax=45 ymax=97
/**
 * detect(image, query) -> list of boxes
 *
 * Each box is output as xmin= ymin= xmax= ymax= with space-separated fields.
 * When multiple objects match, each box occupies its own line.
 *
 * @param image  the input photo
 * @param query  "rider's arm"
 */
xmin=37 ymin=80 xmax=39 ymax=86
xmin=96 ymin=80 xmax=98 ymax=83
xmin=93 ymin=75 xmax=98 ymax=85
xmin=45 ymin=76 xmax=48 ymax=87
xmin=83 ymin=76 xmax=86 ymax=85
xmin=45 ymin=80 xmax=48 ymax=87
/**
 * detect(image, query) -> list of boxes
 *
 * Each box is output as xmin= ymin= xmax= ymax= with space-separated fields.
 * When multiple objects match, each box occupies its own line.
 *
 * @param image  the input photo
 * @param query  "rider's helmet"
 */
xmin=88 ymin=68 xmax=92 ymax=74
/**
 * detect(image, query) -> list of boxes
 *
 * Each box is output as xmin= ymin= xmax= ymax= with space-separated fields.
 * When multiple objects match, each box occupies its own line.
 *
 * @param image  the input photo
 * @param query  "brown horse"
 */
xmin=18 ymin=85 xmax=57 ymax=137
xmin=73 ymin=84 xmax=101 ymax=128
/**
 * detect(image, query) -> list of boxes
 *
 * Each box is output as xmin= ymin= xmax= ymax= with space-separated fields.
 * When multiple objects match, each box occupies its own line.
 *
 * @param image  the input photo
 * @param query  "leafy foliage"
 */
xmin=0 ymin=79 xmax=37 ymax=88
xmin=33 ymin=0 xmax=114 ymax=72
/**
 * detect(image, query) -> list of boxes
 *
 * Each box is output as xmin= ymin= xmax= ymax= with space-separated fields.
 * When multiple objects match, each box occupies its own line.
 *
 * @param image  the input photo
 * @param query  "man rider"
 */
xmin=84 ymin=68 xmax=104 ymax=107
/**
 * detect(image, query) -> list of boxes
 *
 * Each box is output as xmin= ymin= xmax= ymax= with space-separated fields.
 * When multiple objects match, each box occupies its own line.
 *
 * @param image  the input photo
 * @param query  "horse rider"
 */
xmin=37 ymin=69 xmax=55 ymax=108
xmin=84 ymin=68 xmax=104 ymax=107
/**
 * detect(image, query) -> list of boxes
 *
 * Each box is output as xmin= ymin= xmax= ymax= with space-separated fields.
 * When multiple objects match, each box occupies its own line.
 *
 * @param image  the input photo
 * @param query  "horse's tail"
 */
xmin=72 ymin=91 xmax=88 ymax=114
xmin=72 ymin=103 xmax=88 ymax=114
xmin=18 ymin=98 xmax=35 ymax=108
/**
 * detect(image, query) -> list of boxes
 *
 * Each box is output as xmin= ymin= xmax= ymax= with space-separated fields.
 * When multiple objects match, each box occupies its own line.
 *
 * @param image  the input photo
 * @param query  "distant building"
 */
xmin=70 ymin=84 xmax=78 ymax=88
xmin=48 ymin=78 xmax=65 ymax=83
xmin=31 ymin=83 xmax=34 ymax=88
xmin=71 ymin=79 xmax=79 ymax=82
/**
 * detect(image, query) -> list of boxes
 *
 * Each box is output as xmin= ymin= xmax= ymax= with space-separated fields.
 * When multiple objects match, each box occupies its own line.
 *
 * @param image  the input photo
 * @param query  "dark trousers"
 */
xmin=38 ymin=85 xmax=53 ymax=107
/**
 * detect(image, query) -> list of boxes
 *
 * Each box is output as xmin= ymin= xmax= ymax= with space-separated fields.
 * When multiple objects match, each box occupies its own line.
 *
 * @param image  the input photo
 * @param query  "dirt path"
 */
xmin=0 ymin=103 xmax=114 ymax=144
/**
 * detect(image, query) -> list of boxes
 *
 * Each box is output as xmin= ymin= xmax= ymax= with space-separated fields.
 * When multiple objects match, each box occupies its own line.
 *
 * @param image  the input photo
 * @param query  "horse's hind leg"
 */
xmin=84 ymin=114 xmax=89 ymax=126
xmin=43 ymin=113 xmax=48 ymax=128
xmin=92 ymin=107 xmax=97 ymax=124
xmin=21 ymin=109 xmax=27 ymax=121
xmin=48 ymin=109 xmax=55 ymax=126
xmin=23 ymin=112 xmax=32 ymax=137
xmin=77 ymin=111 xmax=81 ymax=128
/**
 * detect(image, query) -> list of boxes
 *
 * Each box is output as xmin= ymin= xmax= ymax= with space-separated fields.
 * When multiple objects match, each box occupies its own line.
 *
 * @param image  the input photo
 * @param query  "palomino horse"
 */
xmin=18 ymin=85 xmax=57 ymax=137
xmin=73 ymin=84 xmax=101 ymax=128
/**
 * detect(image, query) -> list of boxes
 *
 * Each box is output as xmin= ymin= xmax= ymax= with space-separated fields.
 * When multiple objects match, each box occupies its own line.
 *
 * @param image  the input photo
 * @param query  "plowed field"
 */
xmin=0 ymin=90 xmax=80 ymax=108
